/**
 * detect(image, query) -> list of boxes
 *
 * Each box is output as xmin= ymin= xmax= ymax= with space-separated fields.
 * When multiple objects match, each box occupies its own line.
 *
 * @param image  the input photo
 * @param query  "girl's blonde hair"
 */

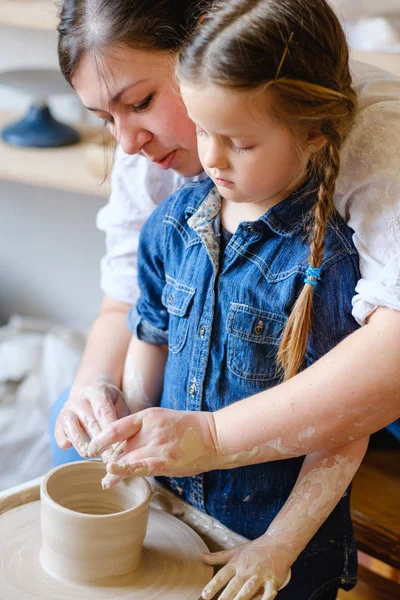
xmin=179 ymin=0 xmax=357 ymax=380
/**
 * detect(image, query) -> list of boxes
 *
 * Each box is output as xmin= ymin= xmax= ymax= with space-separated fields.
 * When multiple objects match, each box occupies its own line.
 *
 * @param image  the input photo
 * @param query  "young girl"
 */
xmin=87 ymin=1 xmax=369 ymax=598
xmin=52 ymin=0 xmax=400 ymax=472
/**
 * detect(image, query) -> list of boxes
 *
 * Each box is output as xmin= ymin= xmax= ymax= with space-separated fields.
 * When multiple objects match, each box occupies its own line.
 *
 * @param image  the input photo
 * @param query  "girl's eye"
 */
xmin=196 ymin=127 xmax=207 ymax=137
xmin=102 ymin=116 xmax=114 ymax=127
xmin=132 ymin=94 xmax=153 ymax=113
xmin=231 ymin=142 xmax=253 ymax=154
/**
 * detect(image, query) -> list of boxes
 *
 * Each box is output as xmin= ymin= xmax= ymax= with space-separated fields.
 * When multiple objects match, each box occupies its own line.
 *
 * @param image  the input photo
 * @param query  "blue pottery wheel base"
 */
xmin=1 ymin=104 xmax=80 ymax=148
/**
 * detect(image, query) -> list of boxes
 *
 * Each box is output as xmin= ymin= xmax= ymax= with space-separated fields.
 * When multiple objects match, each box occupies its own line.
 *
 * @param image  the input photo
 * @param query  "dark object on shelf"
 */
xmin=1 ymin=104 xmax=79 ymax=147
xmin=0 ymin=68 xmax=80 ymax=148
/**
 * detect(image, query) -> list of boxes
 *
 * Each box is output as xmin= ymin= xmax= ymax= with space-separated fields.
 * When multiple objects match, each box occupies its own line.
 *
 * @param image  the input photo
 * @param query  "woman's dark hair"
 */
xmin=179 ymin=0 xmax=357 ymax=379
xmin=58 ymin=0 xmax=213 ymax=84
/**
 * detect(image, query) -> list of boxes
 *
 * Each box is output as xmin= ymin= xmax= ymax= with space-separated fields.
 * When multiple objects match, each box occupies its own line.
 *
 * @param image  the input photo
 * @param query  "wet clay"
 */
xmin=0 ymin=462 xmax=212 ymax=599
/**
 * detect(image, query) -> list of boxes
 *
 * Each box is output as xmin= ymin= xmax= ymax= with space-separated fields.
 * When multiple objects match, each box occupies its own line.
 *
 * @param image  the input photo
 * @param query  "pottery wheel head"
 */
xmin=0 ymin=501 xmax=212 ymax=599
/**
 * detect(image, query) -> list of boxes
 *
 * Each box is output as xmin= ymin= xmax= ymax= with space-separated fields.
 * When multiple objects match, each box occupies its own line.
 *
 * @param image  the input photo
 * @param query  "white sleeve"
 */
xmin=334 ymin=60 xmax=400 ymax=325
xmin=96 ymin=147 xmax=190 ymax=304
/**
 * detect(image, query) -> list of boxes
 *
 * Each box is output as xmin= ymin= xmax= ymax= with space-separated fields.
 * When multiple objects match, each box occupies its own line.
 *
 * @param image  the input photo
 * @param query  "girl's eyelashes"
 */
xmin=131 ymin=93 xmax=154 ymax=113
xmin=195 ymin=127 xmax=254 ymax=152
xmin=231 ymin=142 xmax=254 ymax=154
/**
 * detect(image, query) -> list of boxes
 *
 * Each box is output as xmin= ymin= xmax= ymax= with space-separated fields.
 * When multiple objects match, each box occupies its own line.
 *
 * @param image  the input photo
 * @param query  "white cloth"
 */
xmin=0 ymin=316 xmax=85 ymax=490
xmin=97 ymin=60 xmax=400 ymax=325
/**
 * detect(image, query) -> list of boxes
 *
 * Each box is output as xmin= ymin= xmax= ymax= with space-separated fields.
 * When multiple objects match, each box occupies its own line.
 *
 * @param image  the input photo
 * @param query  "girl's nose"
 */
xmin=202 ymin=139 xmax=229 ymax=171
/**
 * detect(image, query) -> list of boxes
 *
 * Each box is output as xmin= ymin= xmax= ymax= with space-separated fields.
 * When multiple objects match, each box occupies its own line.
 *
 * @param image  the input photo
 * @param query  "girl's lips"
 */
xmin=155 ymin=150 xmax=177 ymax=170
xmin=215 ymin=177 xmax=234 ymax=188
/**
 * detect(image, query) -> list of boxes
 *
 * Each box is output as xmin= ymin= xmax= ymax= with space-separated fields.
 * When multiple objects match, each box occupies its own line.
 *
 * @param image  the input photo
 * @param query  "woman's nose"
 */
xmin=116 ymin=119 xmax=153 ymax=155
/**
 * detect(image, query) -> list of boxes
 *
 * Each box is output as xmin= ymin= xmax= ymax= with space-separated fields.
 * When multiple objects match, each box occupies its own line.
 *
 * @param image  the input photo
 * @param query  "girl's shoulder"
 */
xmin=322 ymin=209 xmax=358 ymax=271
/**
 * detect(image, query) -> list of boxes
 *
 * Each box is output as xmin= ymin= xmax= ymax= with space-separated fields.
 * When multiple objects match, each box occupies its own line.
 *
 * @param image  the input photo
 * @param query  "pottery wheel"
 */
xmin=0 ymin=501 xmax=213 ymax=599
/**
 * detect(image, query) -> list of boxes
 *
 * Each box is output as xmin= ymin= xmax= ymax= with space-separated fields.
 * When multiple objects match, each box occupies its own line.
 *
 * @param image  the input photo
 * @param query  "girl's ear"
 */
xmin=306 ymin=128 xmax=327 ymax=152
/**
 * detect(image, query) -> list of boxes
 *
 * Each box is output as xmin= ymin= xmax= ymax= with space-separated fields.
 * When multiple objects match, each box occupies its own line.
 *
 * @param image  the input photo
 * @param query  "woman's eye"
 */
xmin=132 ymin=94 xmax=153 ymax=113
xmin=102 ymin=116 xmax=114 ymax=127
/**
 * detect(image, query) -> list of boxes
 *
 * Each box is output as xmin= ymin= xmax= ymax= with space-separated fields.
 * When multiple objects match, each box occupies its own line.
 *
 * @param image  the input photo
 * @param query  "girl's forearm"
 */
xmin=122 ymin=337 xmax=168 ymax=412
xmin=259 ymin=437 xmax=369 ymax=566
xmin=213 ymin=307 xmax=400 ymax=463
xmin=69 ymin=295 xmax=132 ymax=398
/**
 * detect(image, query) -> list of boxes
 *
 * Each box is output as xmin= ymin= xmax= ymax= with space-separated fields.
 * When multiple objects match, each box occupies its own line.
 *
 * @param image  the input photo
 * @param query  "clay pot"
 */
xmin=39 ymin=461 xmax=151 ymax=584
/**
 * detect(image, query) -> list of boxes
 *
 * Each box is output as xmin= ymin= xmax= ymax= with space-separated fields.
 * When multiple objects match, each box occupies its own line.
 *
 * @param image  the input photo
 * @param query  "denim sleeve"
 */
xmin=127 ymin=305 xmax=169 ymax=344
xmin=126 ymin=202 xmax=170 ymax=345
xmin=306 ymin=253 xmax=361 ymax=365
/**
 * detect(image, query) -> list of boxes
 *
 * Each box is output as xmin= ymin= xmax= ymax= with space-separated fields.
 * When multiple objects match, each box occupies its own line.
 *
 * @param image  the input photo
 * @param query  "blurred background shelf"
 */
xmin=0 ymin=0 xmax=57 ymax=31
xmin=0 ymin=112 xmax=111 ymax=197
xmin=351 ymin=50 xmax=400 ymax=77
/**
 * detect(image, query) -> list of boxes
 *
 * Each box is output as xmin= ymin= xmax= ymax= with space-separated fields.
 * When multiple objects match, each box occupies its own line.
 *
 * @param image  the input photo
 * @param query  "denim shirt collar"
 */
xmin=186 ymin=177 xmax=317 ymax=239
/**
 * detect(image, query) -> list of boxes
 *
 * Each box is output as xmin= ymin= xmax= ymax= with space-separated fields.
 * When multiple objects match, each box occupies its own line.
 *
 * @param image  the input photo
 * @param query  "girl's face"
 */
xmin=72 ymin=47 xmax=203 ymax=177
xmin=181 ymin=83 xmax=312 ymax=215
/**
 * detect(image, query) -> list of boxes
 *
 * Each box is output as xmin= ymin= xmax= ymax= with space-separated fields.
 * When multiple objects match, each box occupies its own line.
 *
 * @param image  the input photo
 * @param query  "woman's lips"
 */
xmin=154 ymin=150 xmax=177 ymax=170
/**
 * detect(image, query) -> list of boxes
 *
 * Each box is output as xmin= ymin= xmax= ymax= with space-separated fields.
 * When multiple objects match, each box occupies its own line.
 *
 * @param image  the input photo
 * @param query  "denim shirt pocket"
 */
xmin=226 ymin=303 xmax=286 ymax=381
xmin=162 ymin=274 xmax=195 ymax=354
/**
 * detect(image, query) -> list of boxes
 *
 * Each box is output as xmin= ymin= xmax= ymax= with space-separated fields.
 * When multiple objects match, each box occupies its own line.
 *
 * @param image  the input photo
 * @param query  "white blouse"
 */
xmin=97 ymin=60 xmax=400 ymax=325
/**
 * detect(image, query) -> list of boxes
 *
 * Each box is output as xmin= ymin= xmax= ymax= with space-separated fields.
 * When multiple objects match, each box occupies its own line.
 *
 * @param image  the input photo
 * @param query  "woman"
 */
xmin=51 ymin=0 xmax=400 ymax=469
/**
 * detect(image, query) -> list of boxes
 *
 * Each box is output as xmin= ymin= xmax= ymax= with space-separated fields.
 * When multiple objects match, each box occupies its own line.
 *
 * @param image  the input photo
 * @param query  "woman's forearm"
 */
xmin=213 ymin=307 xmax=400 ymax=463
xmin=69 ymin=294 xmax=132 ymax=398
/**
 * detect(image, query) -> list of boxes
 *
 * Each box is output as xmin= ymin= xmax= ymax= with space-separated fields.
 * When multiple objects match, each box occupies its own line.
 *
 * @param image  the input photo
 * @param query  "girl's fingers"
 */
xmin=234 ymin=575 xmax=262 ymax=600
xmin=87 ymin=414 xmax=143 ymax=457
xmin=90 ymin=391 xmax=119 ymax=432
xmin=108 ymin=439 xmax=130 ymax=463
xmin=219 ymin=574 xmax=246 ymax=600
xmin=79 ymin=410 xmax=114 ymax=462
xmin=101 ymin=473 xmax=124 ymax=490
xmin=106 ymin=456 xmax=167 ymax=477
xmin=54 ymin=414 xmax=72 ymax=449
xmin=201 ymin=548 xmax=236 ymax=565
xmin=202 ymin=564 xmax=235 ymax=600
xmin=260 ymin=581 xmax=277 ymax=600
xmin=63 ymin=411 xmax=91 ymax=457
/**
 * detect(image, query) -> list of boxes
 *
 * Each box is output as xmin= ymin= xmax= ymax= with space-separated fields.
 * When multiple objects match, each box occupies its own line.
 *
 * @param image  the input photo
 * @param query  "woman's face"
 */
xmin=72 ymin=46 xmax=203 ymax=177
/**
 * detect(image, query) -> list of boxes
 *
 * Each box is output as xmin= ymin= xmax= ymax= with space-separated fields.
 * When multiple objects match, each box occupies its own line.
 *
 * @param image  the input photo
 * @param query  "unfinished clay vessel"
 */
xmin=0 ymin=461 xmax=212 ymax=599
xmin=40 ymin=461 xmax=151 ymax=584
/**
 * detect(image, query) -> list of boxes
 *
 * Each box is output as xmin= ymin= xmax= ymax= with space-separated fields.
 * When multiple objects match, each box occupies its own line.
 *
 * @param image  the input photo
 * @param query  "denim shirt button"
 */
xmin=247 ymin=225 xmax=256 ymax=233
xmin=254 ymin=320 xmax=265 ymax=335
xmin=189 ymin=383 xmax=197 ymax=396
xmin=199 ymin=326 xmax=206 ymax=337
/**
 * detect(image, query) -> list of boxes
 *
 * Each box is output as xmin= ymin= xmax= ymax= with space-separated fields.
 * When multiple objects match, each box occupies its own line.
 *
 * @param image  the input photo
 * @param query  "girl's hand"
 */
xmin=200 ymin=538 xmax=291 ymax=600
xmin=87 ymin=407 xmax=220 ymax=488
xmin=54 ymin=380 xmax=130 ymax=461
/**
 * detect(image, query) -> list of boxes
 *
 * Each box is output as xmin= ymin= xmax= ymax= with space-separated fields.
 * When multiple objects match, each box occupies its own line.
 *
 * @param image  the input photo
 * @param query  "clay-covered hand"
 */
xmin=54 ymin=379 xmax=131 ymax=460
xmin=200 ymin=537 xmax=291 ymax=600
xmin=86 ymin=407 xmax=220 ymax=486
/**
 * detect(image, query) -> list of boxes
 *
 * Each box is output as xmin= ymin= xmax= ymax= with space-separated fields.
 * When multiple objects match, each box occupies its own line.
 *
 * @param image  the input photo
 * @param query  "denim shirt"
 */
xmin=128 ymin=177 xmax=360 ymax=597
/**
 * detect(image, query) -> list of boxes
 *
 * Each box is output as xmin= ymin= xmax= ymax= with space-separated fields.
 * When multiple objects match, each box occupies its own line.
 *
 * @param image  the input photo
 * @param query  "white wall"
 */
xmin=0 ymin=181 xmax=105 ymax=330
xmin=0 ymin=25 xmax=83 ymax=121
xmin=0 ymin=25 xmax=105 ymax=330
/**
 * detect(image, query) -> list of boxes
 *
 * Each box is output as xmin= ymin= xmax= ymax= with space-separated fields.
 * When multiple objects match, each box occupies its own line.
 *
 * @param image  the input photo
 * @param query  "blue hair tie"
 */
xmin=304 ymin=265 xmax=321 ymax=286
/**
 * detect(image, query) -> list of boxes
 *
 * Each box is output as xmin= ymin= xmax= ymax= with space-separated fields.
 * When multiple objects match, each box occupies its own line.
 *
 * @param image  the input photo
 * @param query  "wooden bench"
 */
xmin=338 ymin=449 xmax=400 ymax=599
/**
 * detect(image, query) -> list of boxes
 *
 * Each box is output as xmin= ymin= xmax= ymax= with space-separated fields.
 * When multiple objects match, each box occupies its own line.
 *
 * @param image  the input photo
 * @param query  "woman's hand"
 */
xmin=200 ymin=538 xmax=291 ymax=600
xmin=87 ymin=407 xmax=220 ymax=488
xmin=54 ymin=380 xmax=131 ymax=460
